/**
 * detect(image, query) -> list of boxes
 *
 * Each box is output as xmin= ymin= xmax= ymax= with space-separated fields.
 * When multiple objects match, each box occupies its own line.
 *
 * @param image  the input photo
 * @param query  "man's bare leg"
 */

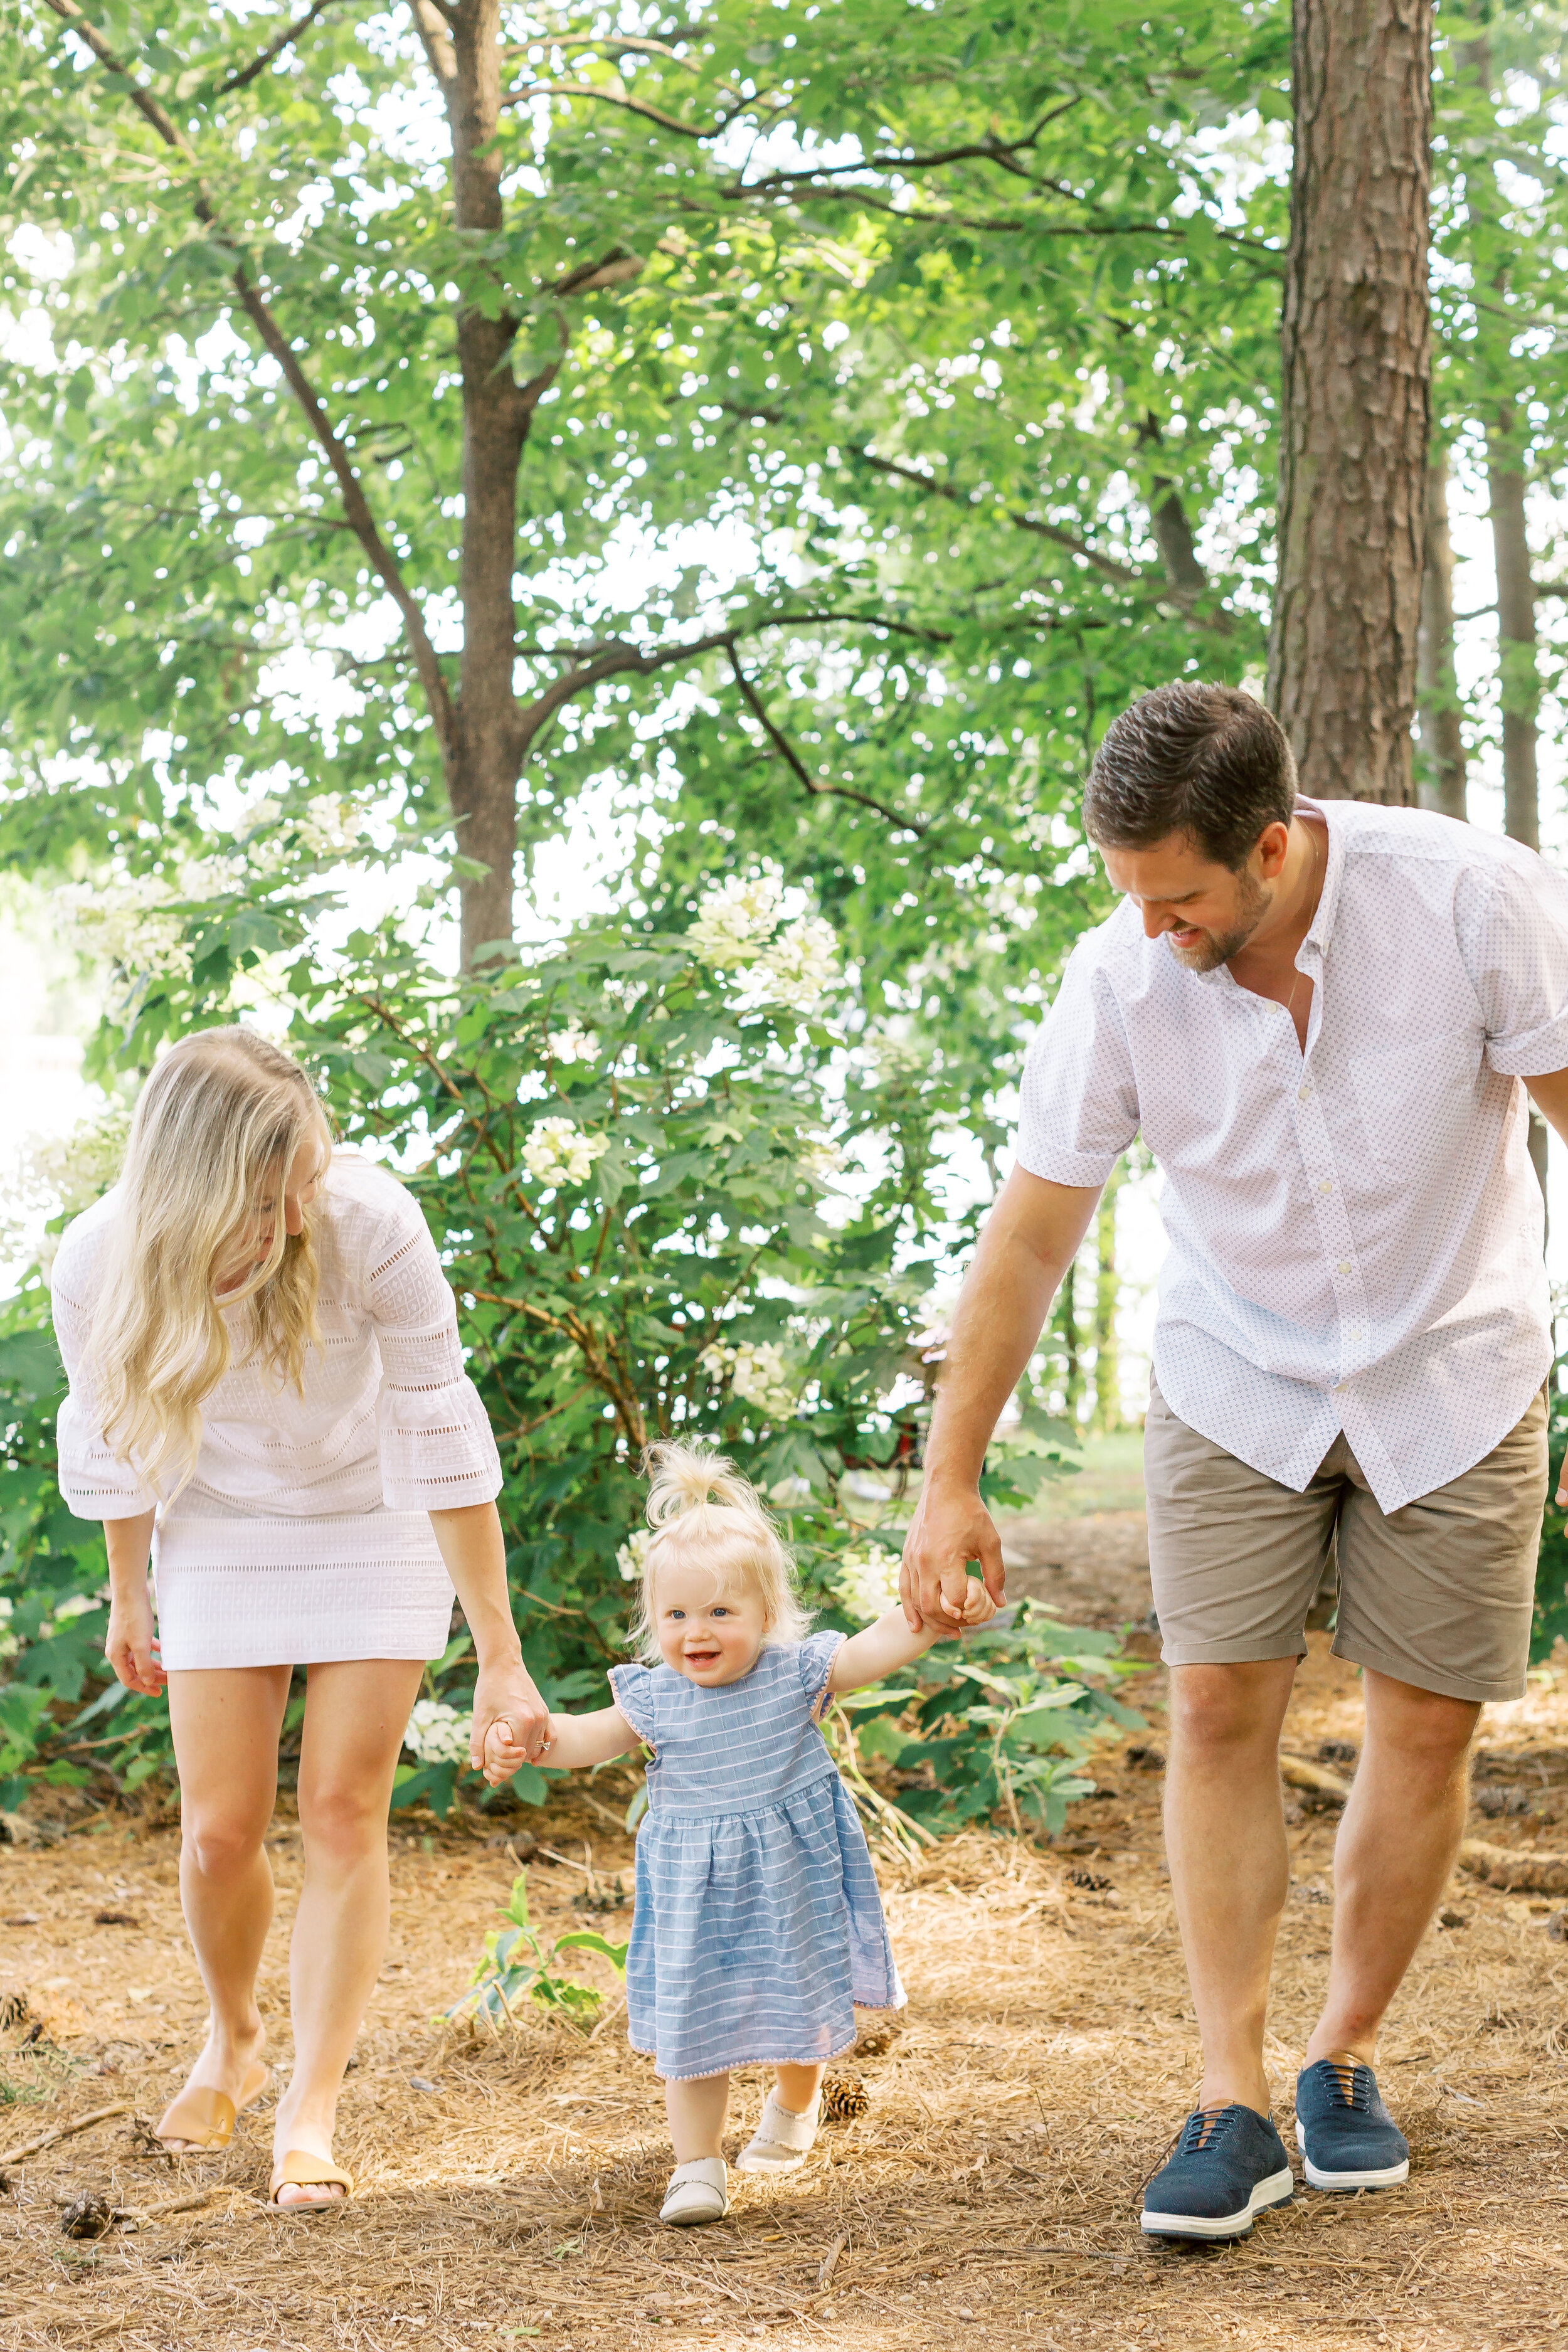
xmin=1303 ymin=1667 xmax=1478 ymax=2068
xmin=1163 ymin=1658 xmax=1299 ymax=2115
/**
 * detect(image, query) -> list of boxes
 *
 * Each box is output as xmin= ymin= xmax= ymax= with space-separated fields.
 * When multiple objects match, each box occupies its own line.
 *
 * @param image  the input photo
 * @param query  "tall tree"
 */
xmin=1416 ymin=455 xmax=1468 ymax=818
xmin=2 ymin=0 xmax=1285 ymax=981
xmin=1268 ymin=0 xmax=1434 ymax=800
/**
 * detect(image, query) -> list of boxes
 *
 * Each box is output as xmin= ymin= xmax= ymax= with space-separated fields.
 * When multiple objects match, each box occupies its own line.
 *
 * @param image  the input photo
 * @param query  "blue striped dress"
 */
xmin=608 ymin=1631 xmax=904 ymax=2081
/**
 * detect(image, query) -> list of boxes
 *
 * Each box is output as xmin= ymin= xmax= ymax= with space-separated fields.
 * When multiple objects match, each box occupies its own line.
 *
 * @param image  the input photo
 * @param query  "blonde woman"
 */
xmin=50 ymin=1027 xmax=549 ymax=2208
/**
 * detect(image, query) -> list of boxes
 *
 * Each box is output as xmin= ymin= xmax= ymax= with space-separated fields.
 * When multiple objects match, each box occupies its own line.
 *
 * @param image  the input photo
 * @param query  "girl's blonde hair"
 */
xmin=88 ymin=1026 xmax=332 ymax=1500
xmin=630 ymin=1441 xmax=812 ymax=1663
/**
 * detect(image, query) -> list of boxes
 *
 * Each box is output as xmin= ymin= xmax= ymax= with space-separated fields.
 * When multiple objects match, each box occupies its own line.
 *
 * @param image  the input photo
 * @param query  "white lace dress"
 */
xmin=50 ymin=1152 xmax=502 ymax=1670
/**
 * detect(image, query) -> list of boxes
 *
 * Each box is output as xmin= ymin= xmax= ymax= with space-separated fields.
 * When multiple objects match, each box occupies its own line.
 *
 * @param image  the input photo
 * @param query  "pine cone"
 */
xmin=820 ymin=2073 xmax=869 ymax=2124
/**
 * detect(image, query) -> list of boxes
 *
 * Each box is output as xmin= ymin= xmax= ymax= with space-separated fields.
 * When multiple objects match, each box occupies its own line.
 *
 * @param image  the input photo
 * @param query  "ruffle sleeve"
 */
xmin=608 ymin=1662 xmax=657 ymax=1745
xmin=50 ymin=1216 xmax=159 ymax=1522
xmin=796 ymin=1629 xmax=846 ymax=1720
xmin=365 ymin=1188 xmax=502 ymax=1513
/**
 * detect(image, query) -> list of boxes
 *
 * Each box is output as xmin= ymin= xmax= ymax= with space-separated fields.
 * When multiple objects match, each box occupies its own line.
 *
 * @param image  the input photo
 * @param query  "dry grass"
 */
xmin=3 ymin=1636 xmax=1568 ymax=2349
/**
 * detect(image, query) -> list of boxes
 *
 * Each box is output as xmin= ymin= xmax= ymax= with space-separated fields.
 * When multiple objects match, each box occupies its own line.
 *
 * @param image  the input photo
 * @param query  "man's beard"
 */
xmin=1164 ymin=867 xmax=1269 ymax=972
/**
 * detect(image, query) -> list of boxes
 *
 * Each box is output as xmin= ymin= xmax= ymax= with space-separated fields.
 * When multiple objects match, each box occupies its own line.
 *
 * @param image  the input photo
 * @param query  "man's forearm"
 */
xmin=923 ymin=1172 xmax=1101 ymax=1490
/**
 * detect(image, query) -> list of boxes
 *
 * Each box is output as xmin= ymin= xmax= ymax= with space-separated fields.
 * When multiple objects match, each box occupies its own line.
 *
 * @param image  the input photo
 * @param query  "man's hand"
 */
xmin=901 ymin=1482 xmax=1006 ymax=1633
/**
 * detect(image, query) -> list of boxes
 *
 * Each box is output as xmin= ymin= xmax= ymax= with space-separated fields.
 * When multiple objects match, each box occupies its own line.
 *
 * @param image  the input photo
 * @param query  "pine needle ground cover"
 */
xmin=1 ymin=1638 xmax=1567 ymax=2351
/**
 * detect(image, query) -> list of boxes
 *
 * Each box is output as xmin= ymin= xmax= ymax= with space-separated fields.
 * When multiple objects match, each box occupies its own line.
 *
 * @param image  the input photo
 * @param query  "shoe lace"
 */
xmin=1320 ymin=2055 xmax=1370 ymax=2110
xmin=1137 ymin=2100 xmax=1240 ymax=2203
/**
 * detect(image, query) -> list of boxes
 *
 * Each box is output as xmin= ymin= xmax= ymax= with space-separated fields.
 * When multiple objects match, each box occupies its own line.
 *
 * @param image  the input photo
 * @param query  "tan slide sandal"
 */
xmin=269 ymin=2151 xmax=354 ymax=2210
xmin=156 ymin=2060 xmax=270 ymax=2153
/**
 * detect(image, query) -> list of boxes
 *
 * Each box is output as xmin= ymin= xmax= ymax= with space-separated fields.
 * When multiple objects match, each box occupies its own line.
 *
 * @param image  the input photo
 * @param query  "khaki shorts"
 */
xmin=1143 ymin=1377 xmax=1549 ymax=1704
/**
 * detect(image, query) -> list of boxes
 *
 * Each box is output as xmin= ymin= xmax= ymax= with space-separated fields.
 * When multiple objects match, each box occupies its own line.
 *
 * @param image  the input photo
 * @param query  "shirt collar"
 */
xmin=1295 ymin=795 xmax=1342 ymax=960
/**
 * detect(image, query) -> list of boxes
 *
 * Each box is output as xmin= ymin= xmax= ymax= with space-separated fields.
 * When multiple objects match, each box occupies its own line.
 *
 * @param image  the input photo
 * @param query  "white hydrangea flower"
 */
xmin=799 ymin=1132 xmax=844 ymax=1179
xmin=546 ymin=1020 xmax=599 ymax=1065
xmin=294 ymin=795 xmax=366 ymax=857
xmin=403 ymin=1698 xmax=472 ymax=1764
xmin=701 ymin=1338 xmax=798 ymax=1421
xmin=834 ymin=1542 xmax=904 ymax=1621
xmin=689 ymin=873 xmax=783 ymax=970
xmin=750 ymin=916 xmax=839 ymax=1014
xmin=61 ymin=876 xmax=189 ymax=978
xmin=617 ymin=1526 xmax=652 ymax=1584
xmin=521 ymin=1115 xmax=610 ymax=1187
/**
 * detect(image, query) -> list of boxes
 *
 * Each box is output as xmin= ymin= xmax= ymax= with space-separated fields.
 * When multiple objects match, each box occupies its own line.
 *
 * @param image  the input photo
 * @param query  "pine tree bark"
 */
xmin=1268 ymin=0 xmax=1434 ymax=802
xmin=1416 ymin=457 xmax=1466 ymax=818
xmin=1488 ymin=403 xmax=1540 ymax=854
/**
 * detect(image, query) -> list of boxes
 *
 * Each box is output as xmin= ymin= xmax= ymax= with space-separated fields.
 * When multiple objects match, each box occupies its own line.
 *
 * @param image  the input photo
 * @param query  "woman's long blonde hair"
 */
xmin=628 ymin=1441 xmax=812 ymax=1663
xmin=88 ymin=1027 xmax=332 ymax=1500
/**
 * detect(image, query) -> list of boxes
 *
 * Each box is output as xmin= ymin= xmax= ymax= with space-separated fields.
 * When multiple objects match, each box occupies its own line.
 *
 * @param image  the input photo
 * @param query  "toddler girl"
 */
xmin=485 ymin=1441 xmax=994 ymax=2226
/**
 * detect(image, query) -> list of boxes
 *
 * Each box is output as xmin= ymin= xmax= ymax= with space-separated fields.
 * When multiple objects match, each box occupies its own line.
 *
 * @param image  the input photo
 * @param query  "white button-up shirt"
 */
xmin=1015 ymin=798 xmax=1568 ymax=1510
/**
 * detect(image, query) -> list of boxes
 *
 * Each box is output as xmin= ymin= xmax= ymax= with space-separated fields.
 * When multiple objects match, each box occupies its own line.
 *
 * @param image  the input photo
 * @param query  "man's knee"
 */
xmin=1168 ymin=1660 xmax=1296 ymax=1756
xmin=1364 ymin=1675 xmax=1479 ymax=1773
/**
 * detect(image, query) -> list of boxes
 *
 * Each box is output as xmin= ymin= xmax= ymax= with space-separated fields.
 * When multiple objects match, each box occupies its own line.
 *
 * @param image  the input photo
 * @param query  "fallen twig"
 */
xmin=818 ymin=2232 xmax=847 ymax=2286
xmin=1457 ymin=1837 xmax=1568 ymax=1895
xmin=0 ymin=2102 xmax=134 ymax=2168
xmin=1279 ymin=1754 xmax=1352 ymax=1800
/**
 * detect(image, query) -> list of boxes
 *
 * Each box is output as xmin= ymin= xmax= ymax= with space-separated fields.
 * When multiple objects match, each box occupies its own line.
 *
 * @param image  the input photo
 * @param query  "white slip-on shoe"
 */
xmin=736 ymin=2090 xmax=821 ymax=2174
xmin=660 ymin=2158 xmax=730 ymax=2226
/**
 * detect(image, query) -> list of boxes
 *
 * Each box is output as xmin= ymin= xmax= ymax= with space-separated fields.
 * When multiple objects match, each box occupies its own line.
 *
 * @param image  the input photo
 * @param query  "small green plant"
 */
xmin=442 ymin=1870 xmax=628 ymax=2034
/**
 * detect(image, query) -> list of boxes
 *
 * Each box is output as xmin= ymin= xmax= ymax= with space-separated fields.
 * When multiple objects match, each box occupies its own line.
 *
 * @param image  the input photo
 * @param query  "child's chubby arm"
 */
xmin=482 ymin=1705 xmax=642 ymax=1786
xmin=827 ymin=1576 xmax=997 ymax=1695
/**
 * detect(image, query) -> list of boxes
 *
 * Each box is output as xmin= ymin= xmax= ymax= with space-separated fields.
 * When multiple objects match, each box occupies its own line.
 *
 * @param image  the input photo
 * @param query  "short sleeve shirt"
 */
xmin=1015 ymin=800 xmax=1568 ymax=1510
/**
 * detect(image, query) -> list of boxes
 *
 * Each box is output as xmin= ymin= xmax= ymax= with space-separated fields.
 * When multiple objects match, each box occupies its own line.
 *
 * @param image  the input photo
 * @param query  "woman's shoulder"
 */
xmin=49 ymin=1187 xmax=124 ymax=1300
xmin=317 ymin=1150 xmax=425 ymax=1242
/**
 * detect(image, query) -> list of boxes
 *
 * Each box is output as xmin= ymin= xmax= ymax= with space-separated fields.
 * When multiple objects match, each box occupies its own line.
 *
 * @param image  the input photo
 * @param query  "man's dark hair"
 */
xmin=1083 ymin=683 xmax=1297 ymax=870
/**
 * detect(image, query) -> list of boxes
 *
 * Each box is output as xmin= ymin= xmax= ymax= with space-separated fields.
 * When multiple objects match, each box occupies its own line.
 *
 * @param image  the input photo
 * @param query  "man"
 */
xmin=903 ymin=682 xmax=1568 ymax=2241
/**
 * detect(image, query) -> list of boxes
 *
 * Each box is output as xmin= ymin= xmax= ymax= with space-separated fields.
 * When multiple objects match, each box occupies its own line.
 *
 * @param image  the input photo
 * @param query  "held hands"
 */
xmin=480 ymin=1710 xmax=557 ymax=1788
xmin=900 ymin=1483 xmax=1007 ymax=1634
xmin=469 ymin=1665 xmax=551 ymax=1780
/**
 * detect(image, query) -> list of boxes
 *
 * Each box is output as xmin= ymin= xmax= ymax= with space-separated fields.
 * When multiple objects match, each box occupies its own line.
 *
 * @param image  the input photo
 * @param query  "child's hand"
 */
xmin=482 ymin=1714 xmax=553 ymax=1787
xmin=958 ymin=1576 xmax=999 ymax=1629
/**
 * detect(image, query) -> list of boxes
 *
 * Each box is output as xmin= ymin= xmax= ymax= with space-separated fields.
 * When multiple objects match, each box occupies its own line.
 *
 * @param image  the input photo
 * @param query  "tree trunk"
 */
xmin=1054 ymin=1258 xmax=1083 ymax=1428
xmin=446 ymin=0 xmax=527 ymax=965
xmin=1416 ymin=457 xmax=1466 ymax=818
xmin=1268 ymin=0 xmax=1434 ymax=802
xmin=1090 ymin=1168 xmax=1123 ymax=1436
xmin=1488 ymin=404 xmax=1540 ymax=854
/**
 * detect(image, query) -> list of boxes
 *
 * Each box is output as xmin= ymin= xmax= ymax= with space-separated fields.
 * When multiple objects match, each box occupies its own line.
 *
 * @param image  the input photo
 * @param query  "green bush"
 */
xmin=0 ymin=891 xmax=1128 ymax=1828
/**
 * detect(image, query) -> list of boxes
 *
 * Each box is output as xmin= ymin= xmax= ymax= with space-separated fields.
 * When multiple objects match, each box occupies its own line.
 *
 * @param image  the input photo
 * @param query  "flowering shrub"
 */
xmin=698 ymin=1338 xmax=798 ymax=1423
xmin=834 ymin=1542 xmax=904 ymax=1621
xmin=520 ymin=1117 xmax=610 ymax=1189
xmin=402 ymin=1698 xmax=472 ymax=1766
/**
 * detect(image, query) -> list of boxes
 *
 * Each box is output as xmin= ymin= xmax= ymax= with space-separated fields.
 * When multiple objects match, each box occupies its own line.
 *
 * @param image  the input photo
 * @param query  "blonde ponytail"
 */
xmin=630 ymin=1441 xmax=812 ymax=1662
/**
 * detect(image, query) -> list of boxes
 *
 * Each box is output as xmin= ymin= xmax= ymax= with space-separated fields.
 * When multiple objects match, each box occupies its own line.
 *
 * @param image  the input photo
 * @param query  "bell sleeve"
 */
xmin=50 ymin=1224 xmax=159 ymax=1521
xmin=365 ymin=1188 xmax=502 ymax=1513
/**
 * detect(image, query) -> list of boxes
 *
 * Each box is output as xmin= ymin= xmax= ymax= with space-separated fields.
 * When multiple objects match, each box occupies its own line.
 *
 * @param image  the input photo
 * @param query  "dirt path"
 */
xmin=3 ymin=1641 xmax=1568 ymax=2351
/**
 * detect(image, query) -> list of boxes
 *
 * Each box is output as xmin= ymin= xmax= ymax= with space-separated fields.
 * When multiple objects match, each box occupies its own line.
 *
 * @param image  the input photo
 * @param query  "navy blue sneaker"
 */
xmin=1294 ymin=2057 xmax=1409 ymax=2190
xmin=1141 ymin=2104 xmax=1295 ymax=2241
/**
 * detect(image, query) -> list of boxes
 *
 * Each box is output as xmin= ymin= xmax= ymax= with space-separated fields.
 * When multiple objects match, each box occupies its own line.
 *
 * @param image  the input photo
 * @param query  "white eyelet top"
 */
xmin=49 ymin=1150 xmax=501 ymax=1670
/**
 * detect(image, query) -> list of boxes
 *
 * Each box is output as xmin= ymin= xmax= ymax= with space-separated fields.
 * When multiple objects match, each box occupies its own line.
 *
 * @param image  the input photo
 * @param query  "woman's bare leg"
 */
xmin=162 ymin=1665 xmax=292 ymax=2149
xmin=272 ymin=1657 xmax=424 ymax=2208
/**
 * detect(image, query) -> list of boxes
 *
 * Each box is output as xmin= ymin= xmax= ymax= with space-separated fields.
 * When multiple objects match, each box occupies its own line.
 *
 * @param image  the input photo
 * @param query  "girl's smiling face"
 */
xmin=654 ymin=1558 xmax=770 ymax=1685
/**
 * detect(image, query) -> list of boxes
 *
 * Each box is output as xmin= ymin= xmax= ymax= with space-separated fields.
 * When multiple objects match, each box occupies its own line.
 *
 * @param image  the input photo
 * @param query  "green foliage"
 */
xmin=441 ymin=1868 xmax=628 ymax=2033
xmin=836 ymin=1609 xmax=1143 ymax=1840
xmin=1535 ymin=1365 xmax=1568 ymax=1659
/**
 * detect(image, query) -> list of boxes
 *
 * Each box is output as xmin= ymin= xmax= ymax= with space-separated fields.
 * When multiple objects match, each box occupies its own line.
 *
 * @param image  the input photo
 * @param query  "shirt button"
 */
xmin=1318 ymin=1179 xmax=1333 ymax=1194
xmin=1298 ymin=1084 xmax=1312 ymax=1101
xmin=1337 ymin=1261 xmax=1352 ymax=1275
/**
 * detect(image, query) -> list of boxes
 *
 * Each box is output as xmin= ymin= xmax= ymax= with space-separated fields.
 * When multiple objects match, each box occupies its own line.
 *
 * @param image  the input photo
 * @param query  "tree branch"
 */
xmin=855 ymin=448 xmax=1148 ymax=587
xmin=215 ymin=0 xmax=343 ymax=95
xmin=500 ymin=76 xmax=758 ymax=137
xmin=724 ymin=648 xmax=927 ymax=834
xmin=719 ymin=103 xmax=1084 ymax=193
xmin=43 ymin=0 xmax=456 ymax=767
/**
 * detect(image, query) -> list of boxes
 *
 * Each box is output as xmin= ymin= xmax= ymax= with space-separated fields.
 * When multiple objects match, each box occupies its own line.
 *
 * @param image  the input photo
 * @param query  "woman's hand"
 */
xmin=469 ymin=1661 xmax=551 ymax=1776
xmin=103 ymin=1511 xmax=163 ymax=1695
xmin=105 ymin=1585 xmax=166 ymax=1696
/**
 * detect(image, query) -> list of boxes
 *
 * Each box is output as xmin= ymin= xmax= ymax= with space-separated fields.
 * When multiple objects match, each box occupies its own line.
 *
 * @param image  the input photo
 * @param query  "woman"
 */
xmin=51 ymin=1027 xmax=550 ymax=2207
